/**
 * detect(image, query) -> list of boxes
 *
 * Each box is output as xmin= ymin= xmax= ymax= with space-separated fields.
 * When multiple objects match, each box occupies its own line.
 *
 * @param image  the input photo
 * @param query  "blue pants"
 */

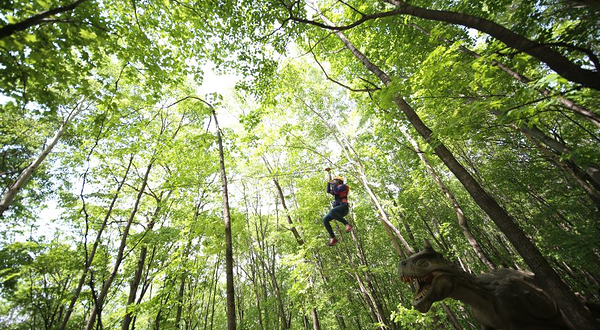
xmin=323 ymin=204 xmax=349 ymax=238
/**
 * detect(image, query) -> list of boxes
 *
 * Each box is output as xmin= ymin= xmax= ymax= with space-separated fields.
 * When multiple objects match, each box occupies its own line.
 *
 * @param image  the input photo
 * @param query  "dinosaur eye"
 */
xmin=416 ymin=259 xmax=428 ymax=267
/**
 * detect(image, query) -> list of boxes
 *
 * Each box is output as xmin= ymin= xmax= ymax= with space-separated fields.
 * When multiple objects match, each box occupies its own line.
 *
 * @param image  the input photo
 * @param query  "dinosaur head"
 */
xmin=398 ymin=242 xmax=458 ymax=312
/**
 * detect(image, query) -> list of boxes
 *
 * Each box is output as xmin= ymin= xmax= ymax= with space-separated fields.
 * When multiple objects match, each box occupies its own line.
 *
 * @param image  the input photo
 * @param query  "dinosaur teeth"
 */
xmin=414 ymin=284 xmax=432 ymax=303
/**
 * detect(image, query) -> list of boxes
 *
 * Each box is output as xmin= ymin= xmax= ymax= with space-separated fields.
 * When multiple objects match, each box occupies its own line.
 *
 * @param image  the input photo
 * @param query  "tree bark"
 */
xmin=311 ymin=308 xmax=321 ymax=330
xmin=349 ymin=230 xmax=393 ymax=329
xmin=520 ymin=129 xmax=600 ymax=209
xmin=322 ymin=13 xmax=598 ymax=330
xmin=263 ymin=157 xmax=304 ymax=245
xmin=121 ymin=247 xmax=148 ymax=330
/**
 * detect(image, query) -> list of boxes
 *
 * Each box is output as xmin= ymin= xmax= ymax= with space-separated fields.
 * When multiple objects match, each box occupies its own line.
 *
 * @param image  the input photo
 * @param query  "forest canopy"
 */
xmin=0 ymin=1 xmax=599 ymax=329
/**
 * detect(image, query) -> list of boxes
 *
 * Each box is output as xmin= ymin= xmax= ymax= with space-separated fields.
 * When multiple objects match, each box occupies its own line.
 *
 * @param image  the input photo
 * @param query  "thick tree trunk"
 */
xmin=0 ymin=104 xmax=83 ymax=217
xmin=212 ymin=109 xmax=236 ymax=330
xmin=383 ymin=0 xmax=600 ymax=90
xmin=323 ymin=14 xmax=598 ymax=330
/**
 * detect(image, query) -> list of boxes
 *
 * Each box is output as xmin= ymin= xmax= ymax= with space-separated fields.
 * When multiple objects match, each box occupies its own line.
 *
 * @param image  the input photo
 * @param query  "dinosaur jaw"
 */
xmin=401 ymin=272 xmax=439 ymax=312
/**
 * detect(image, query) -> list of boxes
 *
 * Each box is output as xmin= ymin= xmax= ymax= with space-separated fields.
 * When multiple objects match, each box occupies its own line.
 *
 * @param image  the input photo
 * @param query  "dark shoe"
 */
xmin=346 ymin=224 xmax=353 ymax=232
xmin=328 ymin=238 xmax=338 ymax=246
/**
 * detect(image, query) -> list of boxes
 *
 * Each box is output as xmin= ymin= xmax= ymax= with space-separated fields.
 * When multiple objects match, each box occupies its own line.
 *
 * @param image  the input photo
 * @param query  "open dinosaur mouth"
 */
xmin=401 ymin=273 xmax=435 ymax=304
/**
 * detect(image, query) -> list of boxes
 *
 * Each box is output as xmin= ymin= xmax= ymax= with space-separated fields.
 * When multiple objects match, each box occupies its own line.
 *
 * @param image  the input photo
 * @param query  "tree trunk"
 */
xmin=212 ymin=108 xmax=236 ymax=330
xmin=348 ymin=230 xmax=392 ymax=329
xmin=1 ymin=103 xmax=83 ymax=217
xmin=59 ymin=154 xmax=134 ymax=329
xmin=440 ymin=302 xmax=464 ymax=330
xmin=263 ymin=157 xmax=304 ymax=245
xmin=175 ymin=270 xmax=186 ymax=329
xmin=84 ymin=158 xmax=153 ymax=330
xmin=322 ymin=13 xmax=598 ymax=329
xmin=520 ymin=130 xmax=600 ymax=209
xmin=311 ymin=308 xmax=321 ymax=330
xmin=121 ymin=191 xmax=167 ymax=330
xmin=121 ymin=247 xmax=148 ymax=330
xmin=397 ymin=127 xmax=495 ymax=269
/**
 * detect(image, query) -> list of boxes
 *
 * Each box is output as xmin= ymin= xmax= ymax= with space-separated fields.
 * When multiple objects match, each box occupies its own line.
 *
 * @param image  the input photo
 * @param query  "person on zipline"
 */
xmin=323 ymin=167 xmax=352 ymax=246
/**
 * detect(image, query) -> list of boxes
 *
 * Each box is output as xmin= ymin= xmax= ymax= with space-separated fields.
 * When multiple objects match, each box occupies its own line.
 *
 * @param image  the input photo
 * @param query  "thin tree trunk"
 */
xmin=250 ymin=255 xmax=266 ymax=330
xmin=440 ymin=302 xmax=464 ymax=330
xmin=121 ymin=186 xmax=171 ymax=329
xmin=520 ymin=130 xmax=600 ymax=209
xmin=492 ymin=112 xmax=600 ymax=195
xmin=122 ymin=242 xmax=152 ymax=329
xmin=299 ymin=97 xmax=412 ymax=256
xmin=59 ymin=155 xmax=134 ymax=329
xmin=348 ymin=230 xmax=392 ymax=329
xmin=84 ymin=158 xmax=153 ymax=330
xmin=203 ymin=253 xmax=221 ymax=330
xmin=175 ymin=240 xmax=193 ymax=329
xmin=353 ymin=270 xmax=386 ymax=329
xmin=122 ymin=247 xmax=147 ymax=330
xmin=397 ymin=128 xmax=495 ymax=269
xmin=322 ymin=14 xmax=597 ymax=329
xmin=385 ymin=188 xmax=416 ymax=246
xmin=1 ymin=103 xmax=83 ymax=217
xmin=263 ymin=157 xmax=304 ymax=245
xmin=211 ymin=108 xmax=236 ymax=330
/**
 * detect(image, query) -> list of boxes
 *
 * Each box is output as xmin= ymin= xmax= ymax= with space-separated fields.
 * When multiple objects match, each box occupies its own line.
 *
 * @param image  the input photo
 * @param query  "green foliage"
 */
xmin=0 ymin=1 xmax=599 ymax=329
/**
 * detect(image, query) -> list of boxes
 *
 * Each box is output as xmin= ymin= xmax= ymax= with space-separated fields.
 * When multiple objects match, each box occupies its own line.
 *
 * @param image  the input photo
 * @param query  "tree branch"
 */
xmin=310 ymin=48 xmax=380 ymax=92
xmin=0 ymin=0 xmax=89 ymax=39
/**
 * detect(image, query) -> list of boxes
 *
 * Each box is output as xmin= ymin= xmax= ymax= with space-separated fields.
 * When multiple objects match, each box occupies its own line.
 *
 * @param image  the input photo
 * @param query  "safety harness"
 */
xmin=336 ymin=185 xmax=349 ymax=204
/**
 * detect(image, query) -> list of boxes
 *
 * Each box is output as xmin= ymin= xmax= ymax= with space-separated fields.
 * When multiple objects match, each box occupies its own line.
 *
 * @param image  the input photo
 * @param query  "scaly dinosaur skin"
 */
xmin=398 ymin=244 xmax=568 ymax=330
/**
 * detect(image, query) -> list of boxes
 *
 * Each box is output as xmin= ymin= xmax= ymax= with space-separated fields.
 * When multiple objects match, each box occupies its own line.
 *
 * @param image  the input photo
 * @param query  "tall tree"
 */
xmin=311 ymin=10 xmax=597 ymax=330
xmin=212 ymin=106 xmax=237 ymax=330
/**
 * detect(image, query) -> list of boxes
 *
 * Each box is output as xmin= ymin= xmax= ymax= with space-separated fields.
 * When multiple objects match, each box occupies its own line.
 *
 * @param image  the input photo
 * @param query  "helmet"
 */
xmin=333 ymin=176 xmax=344 ymax=183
